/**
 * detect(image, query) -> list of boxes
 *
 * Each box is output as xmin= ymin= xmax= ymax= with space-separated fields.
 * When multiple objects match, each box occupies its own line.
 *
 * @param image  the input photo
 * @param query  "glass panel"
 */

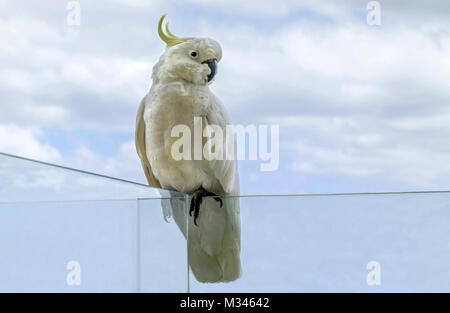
xmin=3 ymin=152 xmax=450 ymax=292
xmin=139 ymin=195 xmax=188 ymax=292
xmin=0 ymin=200 xmax=138 ymax=292
xmin=0 ymin=153 xmax=188 ymax=292
xmin=0 ymin=152 xmax=180 ymax=202
xmin=189 ymin=192 xmax=450 ymax=292
xmin=0 ymin=198 xmax=188 ymax=292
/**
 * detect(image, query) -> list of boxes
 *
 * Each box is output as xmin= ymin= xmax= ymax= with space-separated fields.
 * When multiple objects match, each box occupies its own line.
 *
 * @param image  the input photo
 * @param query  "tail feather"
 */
xmin=165 ymin=194 xmax=242 ymax=283
xmin=190 ymin=197 xmax=241 ymax=283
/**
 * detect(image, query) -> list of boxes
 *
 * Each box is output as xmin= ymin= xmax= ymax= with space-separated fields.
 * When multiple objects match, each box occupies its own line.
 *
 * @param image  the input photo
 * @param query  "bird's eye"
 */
xmin=190 ymin=51 xmax=198 ymax=58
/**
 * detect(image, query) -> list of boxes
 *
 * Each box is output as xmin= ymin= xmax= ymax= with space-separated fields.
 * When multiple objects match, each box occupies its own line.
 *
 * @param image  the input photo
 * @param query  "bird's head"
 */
xmin=153 ymin=15 xmax=222 ymax=86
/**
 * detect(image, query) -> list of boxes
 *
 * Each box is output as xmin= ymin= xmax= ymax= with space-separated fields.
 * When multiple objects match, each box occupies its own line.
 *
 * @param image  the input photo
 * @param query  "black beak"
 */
xmin=202 ymin=59 xmax=217 ymax=82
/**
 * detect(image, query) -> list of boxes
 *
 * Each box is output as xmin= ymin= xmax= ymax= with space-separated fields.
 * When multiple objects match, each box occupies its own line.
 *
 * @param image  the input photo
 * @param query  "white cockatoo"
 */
xmin=135 ymin=15 xmax=241 ymax=283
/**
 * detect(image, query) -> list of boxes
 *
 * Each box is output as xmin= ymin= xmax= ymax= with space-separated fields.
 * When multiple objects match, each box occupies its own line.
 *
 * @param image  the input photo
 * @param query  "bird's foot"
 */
xmin=189 ymin=187 xmax=223 ymax=226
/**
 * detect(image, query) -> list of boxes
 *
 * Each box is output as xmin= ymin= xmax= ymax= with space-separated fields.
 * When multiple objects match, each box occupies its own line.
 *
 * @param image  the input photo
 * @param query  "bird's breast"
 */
xmin=143 ymin=82 xmax=219 ymax=193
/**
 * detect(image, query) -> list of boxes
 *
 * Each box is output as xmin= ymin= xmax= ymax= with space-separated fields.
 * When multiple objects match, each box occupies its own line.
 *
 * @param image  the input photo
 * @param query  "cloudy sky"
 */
xmin=1 ymin=0 xmax=450 ymax=195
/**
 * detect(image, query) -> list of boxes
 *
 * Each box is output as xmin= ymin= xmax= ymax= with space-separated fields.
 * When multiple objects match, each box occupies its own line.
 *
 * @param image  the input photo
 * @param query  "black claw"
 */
xmin=214 ymin=197 xmax=223 ymax=207
xmin=189 ymin=195 xmax=195 ymax=217
xmin=194 ymin=215 xmax=199 ymax=226
xmin=189 ymin=187 xmax=222 ymax=227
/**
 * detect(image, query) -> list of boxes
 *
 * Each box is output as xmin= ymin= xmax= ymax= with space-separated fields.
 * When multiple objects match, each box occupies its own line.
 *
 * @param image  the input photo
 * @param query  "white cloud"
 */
xmin=282 ymin=114 xmax=450 ymax=188
xmin=65 ymin=141 xmax=146 ymax=183
xmin=209 ymin=20 xmax=450 ymax=114
xmin=0 ymin=127 xmax=146 ymax=188
xmin=59 ymin=56 xmax=151 ymax=103
xmin=389 ymin=109 xmax=450 ymax=131
xmin=0 ymin=122 xmax=144 ymax=184
xmin=12 ymin=168 xmax=67 ymax=192
xmin=0 ymin=124 xmax=61 ymax=162
xmin=186 ymin=0 xmax=346 ymax=19
xmin=293 ymin=142 xmax=450 ymax=188
xmin=0 ymin=7 xmax=160 ymax=131
xmin=196 ymin=11 xmax=450 ymax=189
xmin=187 ymin=0 xmax=450 ymax=23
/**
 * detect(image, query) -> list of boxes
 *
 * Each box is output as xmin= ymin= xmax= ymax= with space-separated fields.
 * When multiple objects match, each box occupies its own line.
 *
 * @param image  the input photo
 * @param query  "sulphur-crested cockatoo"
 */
xmin=135 ymin=15 xmax=241 ymax=283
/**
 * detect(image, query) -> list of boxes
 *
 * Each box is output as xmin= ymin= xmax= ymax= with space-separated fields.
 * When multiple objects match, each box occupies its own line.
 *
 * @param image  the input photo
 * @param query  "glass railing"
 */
xmin=189 ymin=192 xmax=450 ymax=292
xmin=0 ymin=152 xmax=186 ymax=292
xmin=1 ymin=152 xmax=450 ymax=292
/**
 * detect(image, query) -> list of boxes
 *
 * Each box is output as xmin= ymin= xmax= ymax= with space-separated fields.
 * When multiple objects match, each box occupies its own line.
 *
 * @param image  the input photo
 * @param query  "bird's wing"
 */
xmin=202 ymin=108 xmax=242 ymax=281
xmin=135 ymin=95 xmax=162 ymax=189
xmin=203 ymin=98 xmax=240 ymax=196
xmin=203 ymin=114 xmax=240 ymax=194
xmin=204 ymin=97 xmax=241 ymax=246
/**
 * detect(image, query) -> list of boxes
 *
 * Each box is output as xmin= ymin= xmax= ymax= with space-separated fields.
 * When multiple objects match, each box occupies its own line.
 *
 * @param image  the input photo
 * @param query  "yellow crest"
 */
xmin=158 ymin=14 xmax=187 ymax=47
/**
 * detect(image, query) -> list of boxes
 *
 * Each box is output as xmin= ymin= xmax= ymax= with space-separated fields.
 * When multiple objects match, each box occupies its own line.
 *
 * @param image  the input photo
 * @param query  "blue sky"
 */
xmin=1 ymin=0 xmax=450 ymax=195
